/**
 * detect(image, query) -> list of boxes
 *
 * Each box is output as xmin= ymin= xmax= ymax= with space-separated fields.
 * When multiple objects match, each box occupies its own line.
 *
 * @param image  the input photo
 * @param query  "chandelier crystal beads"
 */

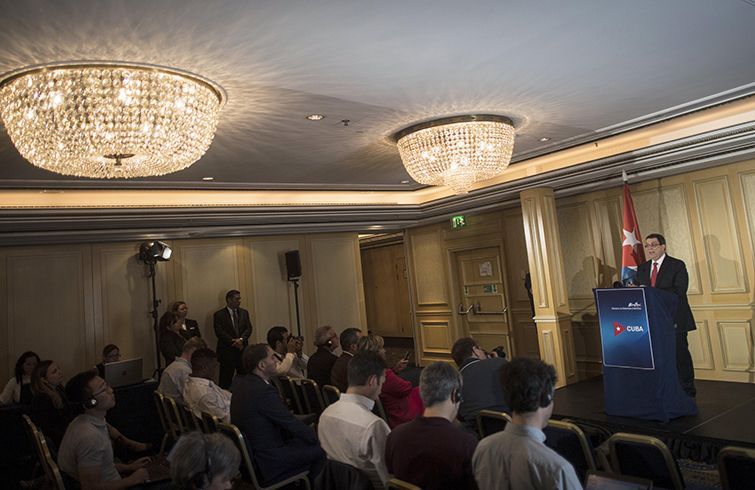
xmin=0 ymin=62 xmax=225 ymax=178
xmin=394 ymin=115 xmax=515 ymax=194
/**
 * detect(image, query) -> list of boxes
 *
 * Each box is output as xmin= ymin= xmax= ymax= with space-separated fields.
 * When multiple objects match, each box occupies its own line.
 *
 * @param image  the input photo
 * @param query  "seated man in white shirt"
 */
xmin=183 ymin=348 xmax=232 ymax=423
xmin=317 ymin=351 xmax=391 ymax=490
xmin=267 ymin=326 xmax=308 ymax=378
xmin=157 ymin=337 xmax=206 ymax=404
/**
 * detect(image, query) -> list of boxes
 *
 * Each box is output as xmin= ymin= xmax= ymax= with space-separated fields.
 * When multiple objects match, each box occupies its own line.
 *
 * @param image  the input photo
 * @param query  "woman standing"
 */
xmin=30 ymin=360 xmax=72 ymax=448
xmin=170 ymin=301 xmax=202 ymax=340
xmin=0 ymin=351 xmax=40 ymax=405
xmin=159 ymin=311 xmax=187 ymax=364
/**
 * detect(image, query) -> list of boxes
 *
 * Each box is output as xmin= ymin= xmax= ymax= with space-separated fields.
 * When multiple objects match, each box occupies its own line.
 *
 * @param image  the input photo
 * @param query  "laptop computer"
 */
xmin=103 ymin=358 xmax=143 ymax=388
xmin=585 ymin=471 xmax=653 ymax=490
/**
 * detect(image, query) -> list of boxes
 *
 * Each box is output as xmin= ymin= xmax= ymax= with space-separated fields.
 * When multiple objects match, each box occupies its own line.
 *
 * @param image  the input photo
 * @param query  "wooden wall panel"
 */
xmin=309 ymin=234 xmax=366 ymax=332
xmin=593 ymin=197 xmax=622 ymax=287
xmin=5 ymin=247 xmax=93 ymax=382
xmin=695 ymin=178 xmax=747 ymax=293
xmin=717 ymin=321 xmax=753 ymax=371
xmin=741 ymin=172 xmax=755 ymax=261
xmin=557 ymin=202 xmax=597 ymax=299
xmin=409 ymin=229 xmax=449 ymax=308
xmin=689 ymin=320 xmax=715 ymax=370
xmin=418 ymin=319 xmax=452 ymax=354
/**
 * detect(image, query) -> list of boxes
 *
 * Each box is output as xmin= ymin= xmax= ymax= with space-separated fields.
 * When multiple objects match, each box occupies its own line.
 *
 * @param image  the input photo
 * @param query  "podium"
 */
xmin=594 ymin=287 xmax=696 ymax=422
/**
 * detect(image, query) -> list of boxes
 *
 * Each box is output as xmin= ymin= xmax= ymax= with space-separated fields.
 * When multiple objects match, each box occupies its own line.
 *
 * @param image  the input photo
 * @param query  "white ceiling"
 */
xmin=1 ymin=0 xmax=754 ymax=191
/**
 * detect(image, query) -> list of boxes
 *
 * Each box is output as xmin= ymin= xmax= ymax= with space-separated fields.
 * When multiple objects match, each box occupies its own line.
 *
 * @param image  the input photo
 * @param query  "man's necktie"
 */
xmin=232 ymin=309 xmax=239 ymax=336
xmin=651 ymin=262 xmax=658 ymax=287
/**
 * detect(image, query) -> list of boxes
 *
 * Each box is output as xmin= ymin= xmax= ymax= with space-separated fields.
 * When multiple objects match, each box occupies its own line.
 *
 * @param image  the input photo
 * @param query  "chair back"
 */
xmin=322 ymin=384 xmax=341 ymax=407
xmin=216 ymin=423 xmax=310 ymax=490
xmin=543 ymin=419 xmax=596 ymax=482
xmin=22 ymin=414 xmax=66 ymax=490
xmin=718 ymin=445 xmax=755 ymax=490
xmin=387 ymin=477 xmax=422 ymax=490
xmin=201 ymin=411 xmax=221 ymax=433
xmin=181 ymin=404 xmax=203 ymax=432
xmin=161 ymin=394 xmax=188 ymax=436
xmin=608 ymin=432 xmax=684 ymax=490
xmin=276 ymin=375 xmax=307 ymax=414
xmin=299 ymin=378 xmax=326 ymax=415
xmin=476 ymin=409 xmax=512 ymax=438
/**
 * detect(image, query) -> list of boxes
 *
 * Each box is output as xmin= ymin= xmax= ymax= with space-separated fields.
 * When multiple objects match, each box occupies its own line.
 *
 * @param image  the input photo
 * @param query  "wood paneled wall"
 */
xmin=0 ymin=232 xmax=366 ymax=382
xmin=360 ymin=243 xmax=413 ymax=338
xmin=403 ymin=158 xmax=755 ymax=383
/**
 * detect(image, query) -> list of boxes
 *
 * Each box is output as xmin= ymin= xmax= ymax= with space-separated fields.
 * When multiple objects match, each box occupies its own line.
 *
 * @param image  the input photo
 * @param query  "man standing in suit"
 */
xmin=636 ymin=233 xmax=696 ymax=397
xmin=231 ymin=344 xmax=325 ymax=485
xmin=213 ymin=290 xmax=252 ymax=389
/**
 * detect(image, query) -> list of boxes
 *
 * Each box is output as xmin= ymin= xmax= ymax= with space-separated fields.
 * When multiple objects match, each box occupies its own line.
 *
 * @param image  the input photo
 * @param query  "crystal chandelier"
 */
xmin=0 ymin=62 xmax=225 ymax=179
xmin=394 ymin=115 xmax=516 ymax=194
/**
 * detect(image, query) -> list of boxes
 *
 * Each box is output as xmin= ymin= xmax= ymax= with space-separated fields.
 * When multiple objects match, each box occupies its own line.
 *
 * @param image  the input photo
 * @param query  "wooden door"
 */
xmin=454 ymin=247 xmax=513 ymax=356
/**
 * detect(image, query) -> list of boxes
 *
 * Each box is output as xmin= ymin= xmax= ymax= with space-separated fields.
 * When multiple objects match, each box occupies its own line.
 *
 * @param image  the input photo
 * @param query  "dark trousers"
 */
xmin=676 ymin=330 xmax=696 ymax=397
xmin=219 ymin=361 xmax=237 ymax=389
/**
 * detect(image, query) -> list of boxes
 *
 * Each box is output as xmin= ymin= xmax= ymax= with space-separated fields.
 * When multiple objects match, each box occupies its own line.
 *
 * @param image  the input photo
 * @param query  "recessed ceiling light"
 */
xmin=539 ymin=137 xmax=551 ymax=142
xmin=306 ymin=114 xmax=325 ymax=121
xmin=202 ymin=176 xmax=214 ymax=181
xmin=401 ymin=180 xmax=410 ymax=184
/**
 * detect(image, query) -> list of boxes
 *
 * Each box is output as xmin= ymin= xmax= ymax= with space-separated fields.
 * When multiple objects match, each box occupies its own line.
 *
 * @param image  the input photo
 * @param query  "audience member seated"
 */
xmin=330 ymin=327 xmax=363 ymax=392
xmin=452 ymin=337 xmax=509 ymax=432
xmin=168 ymin=432 xmax=240 ymax=490
xmin=318 ymin=350 xmax=391 ymax=489
xmin=357 ymin=334 xmax=423 ymax=428
xmin=184 ymin=348 xmax=232 ymax=423
xmin=59 ymin=369 xmax=150 ymax=489
xmin=171 ymin=300 xmax=202 ymax=340
xmin=386 ymin=361 xmax=478 ymax=490
xmin=158 ymin=337 xmax=207 ymax=404
xmin=230 ymin=343 xmax=325 ymax=485
xmin=472 ymin=357 xmax=581 ymax=490
xmin=96 ymin=344 xmax=121 ymax=378
xmin=159 ymin=311 xmax=188 ymax=365
xmin=30 ymin=360 xmax=73 ymax=449
xmin=267 ymin=325 xmax=309 ymax=378
xmin=0 ymin=350 xmax=39 ymax=405
xmin=307 ymin=325 xmax=340 ymax=389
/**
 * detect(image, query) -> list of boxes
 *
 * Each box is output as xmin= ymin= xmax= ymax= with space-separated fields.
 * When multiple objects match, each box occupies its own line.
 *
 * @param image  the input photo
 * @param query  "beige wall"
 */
xmin=0 ymin=232 xmax=366 ymax=382
xmin=404 ymin=158 xmax=755 ymax=383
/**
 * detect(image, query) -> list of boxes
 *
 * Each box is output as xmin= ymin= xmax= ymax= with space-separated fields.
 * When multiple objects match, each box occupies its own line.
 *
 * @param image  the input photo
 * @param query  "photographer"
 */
xmin=451 ymin=337 xmax=509 ymax=433
xmin=267 ymin=326 xmax=308 ymax=378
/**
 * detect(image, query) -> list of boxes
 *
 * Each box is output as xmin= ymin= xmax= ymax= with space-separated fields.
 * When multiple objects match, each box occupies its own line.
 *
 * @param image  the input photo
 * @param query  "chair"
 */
xmin=216 ymin=422 xmax=311 ymax=490
xmin=161 ymin=394 xmax=188 ymax=436
xmin=322 ymin=384 xmax=341 ymax=407
xmin=181 ymin=404 xmax=203 ymax=432
xmin=298 ymin=378 xmax=326 ymax=415
xmin=22 ymin=415 xmax=65 ymax=490
xmin=387 ymin=477 xmax=422 ymax=490
xmin=153 ymin=391 xmax=172 ymax=456
xmin=476 ymin=409 xmax=512 ymax=438
xmin=201 ymin=411 xmax=221 ymax=434
xmin=276 ymin=375 xmax=307 ymax=415
xmin=608 ymin=432 xmax=684 ymax=490
xmin=718 ymin=445 xmax=755 ymax=490
xmin=543 ymin=419 xmax=596 ymax=482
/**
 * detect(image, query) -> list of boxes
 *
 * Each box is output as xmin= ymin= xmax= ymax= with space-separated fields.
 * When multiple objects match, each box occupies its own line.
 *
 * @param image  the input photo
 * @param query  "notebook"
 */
xmin=103 ymin=358 xmax=143 ymax=388
xmin=584 ymin=471 xmax=653 ymax=490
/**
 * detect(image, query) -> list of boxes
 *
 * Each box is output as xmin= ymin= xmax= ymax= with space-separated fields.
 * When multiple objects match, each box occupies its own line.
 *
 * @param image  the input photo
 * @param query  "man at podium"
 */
xmin=635 ymin=233 xmax=696 ymax=398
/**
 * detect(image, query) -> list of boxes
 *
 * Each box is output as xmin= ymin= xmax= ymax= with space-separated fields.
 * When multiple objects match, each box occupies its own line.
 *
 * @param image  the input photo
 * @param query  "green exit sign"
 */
xmin=451 ymin=215 xmax=467 ymax=229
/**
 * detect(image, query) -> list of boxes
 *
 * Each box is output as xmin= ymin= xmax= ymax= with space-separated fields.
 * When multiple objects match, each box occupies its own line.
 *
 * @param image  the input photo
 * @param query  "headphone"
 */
xmin=450 ymin=372 xmax=463 ymax=404
xmin=82 ymin=396 xmax=98 ymax=409
xmin=189 ymin=436 xmax=213 ymax=489
xmin=539 ymin=378 xmax=555 ymax=408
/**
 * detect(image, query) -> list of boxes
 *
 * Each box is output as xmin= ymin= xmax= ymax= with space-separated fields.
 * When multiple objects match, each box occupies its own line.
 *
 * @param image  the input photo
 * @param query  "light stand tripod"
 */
xmin=137 ymin=240 xmax=172 ymax=380
xmin=289 ymin=277 xmax=302 ymax=337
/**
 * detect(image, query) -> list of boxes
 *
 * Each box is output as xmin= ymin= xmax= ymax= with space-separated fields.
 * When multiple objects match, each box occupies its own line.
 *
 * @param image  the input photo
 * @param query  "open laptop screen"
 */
xmin=103 ymin=358 xmax=143 ymax=388
xmin=585 ymin=471 xmax=652 ymax=490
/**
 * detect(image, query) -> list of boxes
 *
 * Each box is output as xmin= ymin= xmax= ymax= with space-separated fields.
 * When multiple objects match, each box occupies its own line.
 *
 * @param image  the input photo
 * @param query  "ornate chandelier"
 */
xmin=394 ymin=115 xmax=516 ymax=194
xmin=0 ymin=62 xmax=225 ymax=179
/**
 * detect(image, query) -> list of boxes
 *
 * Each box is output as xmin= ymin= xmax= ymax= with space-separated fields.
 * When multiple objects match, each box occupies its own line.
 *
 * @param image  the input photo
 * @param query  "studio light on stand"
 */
xmin=137 ymin=240 xmax=172 ymax=378
xmin=285 ymin=251 xmax=303 ymax=338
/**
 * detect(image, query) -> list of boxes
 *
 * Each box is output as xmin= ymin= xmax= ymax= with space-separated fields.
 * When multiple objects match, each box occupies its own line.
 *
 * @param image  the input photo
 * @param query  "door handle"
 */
xmin=458 ymin=303 xmax=475 ymax=315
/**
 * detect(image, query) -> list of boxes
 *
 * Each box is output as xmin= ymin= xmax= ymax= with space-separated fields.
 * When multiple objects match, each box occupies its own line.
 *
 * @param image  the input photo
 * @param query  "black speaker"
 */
xmin=285 ymin=250 xmax=302 ymax=279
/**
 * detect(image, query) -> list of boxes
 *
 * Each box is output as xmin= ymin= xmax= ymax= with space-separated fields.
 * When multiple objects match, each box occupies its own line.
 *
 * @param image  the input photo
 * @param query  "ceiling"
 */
xmin=1 ymin=0 xmax=754 ymax=193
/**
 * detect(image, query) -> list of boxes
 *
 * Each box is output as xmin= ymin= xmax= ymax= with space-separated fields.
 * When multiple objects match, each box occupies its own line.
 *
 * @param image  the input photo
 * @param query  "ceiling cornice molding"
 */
xmin=1 ymin=119 xmax=754 ymax=246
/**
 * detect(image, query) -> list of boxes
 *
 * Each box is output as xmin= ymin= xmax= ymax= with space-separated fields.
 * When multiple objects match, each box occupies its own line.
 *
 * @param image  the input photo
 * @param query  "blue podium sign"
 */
xmin=595 ymin=288 xmax=654 ymax=370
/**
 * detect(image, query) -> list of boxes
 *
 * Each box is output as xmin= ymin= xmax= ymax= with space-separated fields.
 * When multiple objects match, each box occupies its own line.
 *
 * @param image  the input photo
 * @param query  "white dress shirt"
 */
xmin=157 ymin=357 xmax=191 ymax=404
xmin=183 ymin=376 xmax=232 ymax=423
xmin=317 ymin=393 xmax=391 ymax=489
xmin=275 ymin=352 xmax=309 ymax=378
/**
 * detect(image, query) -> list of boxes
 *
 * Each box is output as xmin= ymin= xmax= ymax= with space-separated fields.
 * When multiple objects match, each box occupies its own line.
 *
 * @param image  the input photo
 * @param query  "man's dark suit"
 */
xmin=230 ymin=373 xmax=325 ymax=485
xmin=329 ymin=352 xmax=352 ymax=392
xmin=457 ymin=356 xmax=509 ymax=431
xmin=307 ymin=346 xmax=338 ymax=389
xmin=636 ymin=254 xmax=697 ymax=396
xmin=213 ymin=307 xmax=252 ymax=388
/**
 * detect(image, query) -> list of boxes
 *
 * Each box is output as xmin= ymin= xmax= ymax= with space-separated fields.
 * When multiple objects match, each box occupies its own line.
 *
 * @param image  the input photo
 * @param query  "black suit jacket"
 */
xmin=230 ymin=373 xmax=319 ymax=484
xmin=307 ymin=347 xmax=338 ymax=389
xmin=180 ymin=318 xmax=202 ymax=340
xmin=213 ymin=307 xmax=252 ymax=367
xmin=636 ymin=255 xmax=696 ymax=332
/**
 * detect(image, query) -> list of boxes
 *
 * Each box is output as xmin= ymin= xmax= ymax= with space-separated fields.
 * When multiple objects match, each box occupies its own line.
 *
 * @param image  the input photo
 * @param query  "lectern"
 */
xmin=594 ymin=287 xmax=696 ymax=422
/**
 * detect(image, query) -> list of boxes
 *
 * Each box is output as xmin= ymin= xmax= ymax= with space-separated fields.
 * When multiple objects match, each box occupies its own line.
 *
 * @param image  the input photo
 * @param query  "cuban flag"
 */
xmin=621 ymin=183 xmax=645 ymax=284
